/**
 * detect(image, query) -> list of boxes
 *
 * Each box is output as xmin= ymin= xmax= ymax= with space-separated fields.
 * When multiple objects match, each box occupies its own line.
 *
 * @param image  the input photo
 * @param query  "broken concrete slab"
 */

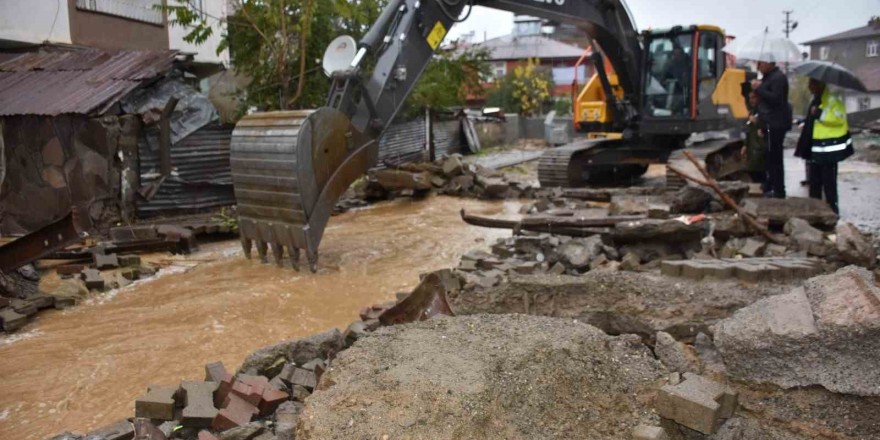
xmin=656 ymin=372 xmax=737 ymax=435
xmin=835 ymin=222 xmax=876 ymax=268
xmin=620 ymin=252 xmax=641 ymax=272
xmin=742 ymin=197 xmax=838 ymax=228
xmin=559 ymin=236 xmax=603 ymax=269
xmin=180 ymin=381 xmax=219 ymax=428
xmin=51 ymin=294 xmax=77 ymax=309
xmin=654 ymin=332 xmax=701 ymax=374
xmin=9 ymin=298 xmax=37 ymax=316
xmin=715 ymin=266 xmax=880 ymax=396
xmin=135 ymin=385 xmax=178 ymax=421
xmin=632 ymin=424 xmax=669 ymax=440
xmin=738 ymin=237 xmax=766 ymax=258
xmin=669 ymin=185 xmax=713 ymax=214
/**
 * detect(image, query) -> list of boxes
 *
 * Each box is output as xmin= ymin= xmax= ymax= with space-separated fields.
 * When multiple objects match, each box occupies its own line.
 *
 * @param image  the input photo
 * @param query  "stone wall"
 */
xmin=0 ymin=114 xmax=140 ymax=234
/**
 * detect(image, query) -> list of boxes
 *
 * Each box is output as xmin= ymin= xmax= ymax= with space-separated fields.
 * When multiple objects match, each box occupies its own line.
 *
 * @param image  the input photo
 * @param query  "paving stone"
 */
xmin=457 ymin=259 xmax=477 ymax=272
xmin=290 ymin=384 xmax=310 ymax=402
xmin=120 ymin=268 xmax=140 ymax=281
xmin=116 ymin=254 xmax=143 ymax=268
xmin=180 ymin=381 xmax=219 ymax=428
xmin=731 ymin=263 xmax=768 ymax=283
xmin=135 ymin=385 xmax=178 ymax=421
xmin=632 ymin=424 xmax=669 ymax=440
xmin=81 ymin=269 xmax=105 ymax=291
xmin=0 ymin=307 xmax=28 ymax=332
xmin=56 ymin=264 xmax=88 ymax=276
xmin=0 ymin=297 xmax=8 ymax=308
xmin=212 ymin=394 xmax=258 ymax=431
xmin=764 ymin=243 xmax=788 ymax=257
xmin=738 ymin=238 xmax=766 ymax=257
xmin=548 ymin=262 xmax=566 ymax=275
xmin=94 ymin=253 xmax=120 ymax=270
xmin=679 ymin=261 xmax=709 ymax=280
xmin=514 ymin=261 xmax=541 ymax=274
xmin=111 ymin=225 xmax=159 ymax=243
xmin=85 ymin=419 xmax=134 ymax=440
xmin=231 ymin=376 xmax=268 ymax=406
xmin=656 ymin=372 xmax=737 ymax=434
xmin=259 ymin=386 xmax=288 ymax=417
xmin=9 ymin=299 xmax=37 ymax=316
xmin=205 ymin=361 xmax=228 ymax=383
xmin=287 ymin=367 xmax=316 ymax=391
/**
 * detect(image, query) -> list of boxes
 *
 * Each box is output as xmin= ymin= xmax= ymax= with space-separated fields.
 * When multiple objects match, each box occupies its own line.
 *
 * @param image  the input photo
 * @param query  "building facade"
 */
xmin=804 ymin=18 xmax=880 ymax=112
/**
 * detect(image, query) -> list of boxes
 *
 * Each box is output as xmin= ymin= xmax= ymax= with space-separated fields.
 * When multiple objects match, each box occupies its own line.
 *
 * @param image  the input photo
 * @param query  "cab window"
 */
xmin=644 ymin=33 xmax=693 ymax=117
xmin=697 ymin=32 xmax=723 ymax=101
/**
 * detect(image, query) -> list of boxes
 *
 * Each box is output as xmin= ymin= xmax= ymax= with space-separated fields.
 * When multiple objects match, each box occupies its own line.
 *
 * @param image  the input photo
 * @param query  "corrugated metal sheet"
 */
xmin=377 ymin=118 xmax=463 ymax=168
xmin=0 ymin=47 xmax=177 ymax=116
xmin=137 ymin=124 xmax=235 ymax=217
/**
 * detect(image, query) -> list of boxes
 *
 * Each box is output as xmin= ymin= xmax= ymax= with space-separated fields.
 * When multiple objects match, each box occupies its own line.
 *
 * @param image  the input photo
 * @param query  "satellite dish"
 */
xmin=322 ymin=35 xmax=358 ymax=76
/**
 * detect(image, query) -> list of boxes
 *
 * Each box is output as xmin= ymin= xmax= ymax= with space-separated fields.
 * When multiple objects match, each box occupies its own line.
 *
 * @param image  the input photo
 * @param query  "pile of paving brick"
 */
xmin=365 ymin=154 xmax=538 ymax=201
xmin=48 ymin=310 xmax=375 ymax=440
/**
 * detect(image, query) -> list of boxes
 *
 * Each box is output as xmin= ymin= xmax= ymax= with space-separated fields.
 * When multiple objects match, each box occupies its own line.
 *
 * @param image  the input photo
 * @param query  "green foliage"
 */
xmin=486 ymin=59 xmax=555 ymax=116
xmin=554 ymin=98 xmax=572 ymax=116
xmin=164 ymin=0 xmax=387 ymax=113
xmin=404 ymin=44 xmax=491 ymax=115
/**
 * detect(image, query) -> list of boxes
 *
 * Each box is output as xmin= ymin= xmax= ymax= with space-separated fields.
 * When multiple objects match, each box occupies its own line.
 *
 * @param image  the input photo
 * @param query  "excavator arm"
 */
xmin=231 ymin=0 xmax=645 ymax=271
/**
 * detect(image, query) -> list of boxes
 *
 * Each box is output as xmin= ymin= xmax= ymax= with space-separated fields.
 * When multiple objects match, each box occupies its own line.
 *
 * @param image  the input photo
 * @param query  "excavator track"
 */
xmin=538 ymin=138 xmax=654 ymax=188
xmin=231 ymin=108 xmax=374 ymax=272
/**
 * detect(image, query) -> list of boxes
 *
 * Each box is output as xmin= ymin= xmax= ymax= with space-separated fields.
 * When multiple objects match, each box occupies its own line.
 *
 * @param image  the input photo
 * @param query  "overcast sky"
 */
xmin=447 ymin=0 xmax=879 ymax=50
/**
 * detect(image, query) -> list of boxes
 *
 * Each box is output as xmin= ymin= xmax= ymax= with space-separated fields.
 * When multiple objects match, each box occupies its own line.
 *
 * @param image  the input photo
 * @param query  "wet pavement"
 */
xmin=782 ymin=148 xmax=880 ymax=234
xmin=0 ymin=196 xmax=518 ymax=440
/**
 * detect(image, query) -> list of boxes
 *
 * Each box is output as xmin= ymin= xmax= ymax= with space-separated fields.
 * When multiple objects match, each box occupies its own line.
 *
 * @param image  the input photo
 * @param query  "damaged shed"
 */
xmin=0 ymin=46 xmax=234 ymax=235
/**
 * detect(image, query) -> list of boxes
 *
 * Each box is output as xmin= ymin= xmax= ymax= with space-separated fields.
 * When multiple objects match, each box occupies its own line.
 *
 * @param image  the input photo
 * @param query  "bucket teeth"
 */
xmin=271 ymin=243 xmax=284 ymax=267
xmin=256 ymin=240 xmax=269 ymax=264
xmin=241 ymin=237 xmax=253 ymax=259
xmin=290 ymin=248 xmax=301 ymax=271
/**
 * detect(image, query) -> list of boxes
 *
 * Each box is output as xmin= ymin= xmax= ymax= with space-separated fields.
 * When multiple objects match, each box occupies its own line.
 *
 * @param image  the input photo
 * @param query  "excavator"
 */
xmin=230 ymin=0 xmax=752 ymax=272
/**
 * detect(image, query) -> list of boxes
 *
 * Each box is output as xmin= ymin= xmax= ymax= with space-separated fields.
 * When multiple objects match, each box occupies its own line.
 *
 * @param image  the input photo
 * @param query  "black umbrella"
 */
xmin=792 ymin=60 xmax=868 ymax=92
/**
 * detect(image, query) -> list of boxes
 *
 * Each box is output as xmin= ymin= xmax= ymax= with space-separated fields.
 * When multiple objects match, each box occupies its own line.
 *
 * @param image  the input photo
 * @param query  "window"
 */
xmin=867 ymin=40 xmax=879 ymax=57
xmin=644 ymin=33 xmax=694 ymax=117
xmin=820 ymin=46 xmax=830 ymax=60
xmin=859 ymin=96 xmax=872 ymax=111
xmin=492 ymin=62 xmax=507 ymax=79
xmin=75 ymin=0 xmax=164 ymax=25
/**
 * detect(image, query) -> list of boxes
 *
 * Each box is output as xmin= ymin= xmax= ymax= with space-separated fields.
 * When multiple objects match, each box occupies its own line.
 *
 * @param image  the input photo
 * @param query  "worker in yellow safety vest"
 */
xmin=808 ymin=78 xmax=853 ymax=214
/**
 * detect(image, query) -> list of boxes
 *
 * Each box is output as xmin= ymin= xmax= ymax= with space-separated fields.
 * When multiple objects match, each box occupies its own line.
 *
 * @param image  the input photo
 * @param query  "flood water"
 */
xmin=0 ymin=196 xmax=517 ymax=440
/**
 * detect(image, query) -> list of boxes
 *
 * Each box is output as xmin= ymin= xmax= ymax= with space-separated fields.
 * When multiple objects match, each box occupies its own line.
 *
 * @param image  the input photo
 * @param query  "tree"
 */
xmin=486 ymin=59 xmax=554 ymax=116
xmin=404 ymin=44 xmax=491 ymax=115
xmin=164 ymin=0 xmax=386 ymax=112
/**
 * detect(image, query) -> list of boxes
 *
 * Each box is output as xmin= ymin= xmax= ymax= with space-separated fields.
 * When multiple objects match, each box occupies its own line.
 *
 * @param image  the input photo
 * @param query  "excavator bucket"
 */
xmin=230 ymin=108 xmax=376 ymax=272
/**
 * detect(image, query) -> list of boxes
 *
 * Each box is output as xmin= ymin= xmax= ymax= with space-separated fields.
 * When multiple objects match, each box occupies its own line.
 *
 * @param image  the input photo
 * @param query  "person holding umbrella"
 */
xmin=792 ymin=60 xmax=865 ymax=214
xmin=751 ymin=61 xmax=793 ymax=198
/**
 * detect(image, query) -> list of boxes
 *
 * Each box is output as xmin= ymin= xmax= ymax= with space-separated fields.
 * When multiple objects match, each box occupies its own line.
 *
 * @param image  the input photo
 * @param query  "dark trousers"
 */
xmin=809 ymin=162 xmax=839 ymax=214
xmin=765 ymin=127 xmax=787 ymax=198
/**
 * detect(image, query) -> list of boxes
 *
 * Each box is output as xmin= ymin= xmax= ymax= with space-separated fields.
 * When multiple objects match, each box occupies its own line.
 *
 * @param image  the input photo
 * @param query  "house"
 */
xmin=803 ymin=17 xmax=880 ymax=112
xmin=469 ymin=16 xmax=592 ymax=103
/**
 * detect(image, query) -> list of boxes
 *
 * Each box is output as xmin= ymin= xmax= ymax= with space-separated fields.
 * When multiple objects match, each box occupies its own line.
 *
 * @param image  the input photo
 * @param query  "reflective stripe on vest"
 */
xmin=812 ymin=137 xmax=852 ymax=153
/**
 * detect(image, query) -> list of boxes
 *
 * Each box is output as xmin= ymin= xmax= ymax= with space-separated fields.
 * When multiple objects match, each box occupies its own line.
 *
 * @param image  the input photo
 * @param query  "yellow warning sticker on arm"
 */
xmin=426 ymin=21 xmax=447 ymax=51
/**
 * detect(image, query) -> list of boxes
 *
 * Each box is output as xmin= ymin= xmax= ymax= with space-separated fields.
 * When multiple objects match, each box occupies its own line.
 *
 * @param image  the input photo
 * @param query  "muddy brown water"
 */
xmin=0 ymin=196 xmax=517 ymax=440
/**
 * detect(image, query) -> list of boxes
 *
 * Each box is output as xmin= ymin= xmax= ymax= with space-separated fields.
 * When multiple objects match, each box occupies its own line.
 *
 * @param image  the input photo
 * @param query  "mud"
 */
xmin=0 ymin=196 xmax=517 ymax=440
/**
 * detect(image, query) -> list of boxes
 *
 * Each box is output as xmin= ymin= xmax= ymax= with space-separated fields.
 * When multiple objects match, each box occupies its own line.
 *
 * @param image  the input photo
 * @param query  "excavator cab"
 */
xmin=640 ymin=26 xmax=750 ymax=135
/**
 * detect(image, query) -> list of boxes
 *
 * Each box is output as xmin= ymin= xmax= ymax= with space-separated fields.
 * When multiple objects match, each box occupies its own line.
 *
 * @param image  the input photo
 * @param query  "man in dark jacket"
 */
xmin=752 ymin=61 xmax=792 ymax=198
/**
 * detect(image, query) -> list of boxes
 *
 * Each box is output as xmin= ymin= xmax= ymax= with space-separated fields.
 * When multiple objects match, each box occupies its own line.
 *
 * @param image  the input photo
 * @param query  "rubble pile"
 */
xmin=0 ymin=224 xmax=199 ymax=334
xmin=365 ymin=154 xmax=538 ymax=201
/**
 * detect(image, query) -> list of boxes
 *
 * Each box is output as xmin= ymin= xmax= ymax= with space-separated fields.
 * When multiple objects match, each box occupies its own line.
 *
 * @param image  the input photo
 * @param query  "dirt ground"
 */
xmin=297 ymin=314 xmax=667 ymax=440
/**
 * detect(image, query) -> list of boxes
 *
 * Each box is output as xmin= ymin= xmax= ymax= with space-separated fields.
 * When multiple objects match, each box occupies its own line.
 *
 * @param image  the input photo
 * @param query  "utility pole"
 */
xmin=782 ymin=10 xmax=799 ymax=72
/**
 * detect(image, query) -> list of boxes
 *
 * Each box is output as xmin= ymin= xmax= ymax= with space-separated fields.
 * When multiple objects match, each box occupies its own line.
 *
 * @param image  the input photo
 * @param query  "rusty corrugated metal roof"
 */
xmin=0 ymin=47 xmax=178 ymax=116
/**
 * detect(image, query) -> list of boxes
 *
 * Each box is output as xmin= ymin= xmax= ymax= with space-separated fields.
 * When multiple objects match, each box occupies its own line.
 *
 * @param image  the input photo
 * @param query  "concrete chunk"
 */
xmin=135 ymin=385 xmax=178 ymax=421
xmin=632 ymin=424 xmax=668 ymax=440
xmin=81 ymin=268 xmax=105 ymax=291
xmin=656 ymin=373 xmax=737 ymax=434
xmin=86 ymin=419 xmax=134 ymax=440
xmin=10 ymin=299 xmax=37 ymax=316
xmin=205 ymin=361 xmax=228 ymax=383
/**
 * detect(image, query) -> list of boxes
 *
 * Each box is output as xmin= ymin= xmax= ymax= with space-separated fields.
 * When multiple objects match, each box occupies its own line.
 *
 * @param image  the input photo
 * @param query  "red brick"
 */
xmin=212 ymin=394 xmax=257 ymax=431
xmin=259 ymin=387 xmax=289 ymax=417
xmin=214 ymin=373 xmax=235 ymax=408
